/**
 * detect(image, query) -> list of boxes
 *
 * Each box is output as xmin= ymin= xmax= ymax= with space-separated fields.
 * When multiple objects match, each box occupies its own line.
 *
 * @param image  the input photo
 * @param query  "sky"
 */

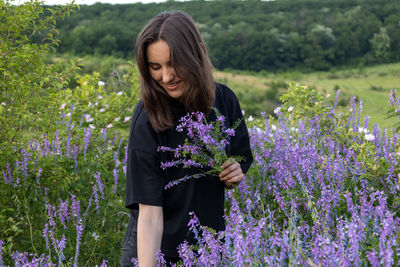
xmin=17 ymin=0 xmax=169 ymax=5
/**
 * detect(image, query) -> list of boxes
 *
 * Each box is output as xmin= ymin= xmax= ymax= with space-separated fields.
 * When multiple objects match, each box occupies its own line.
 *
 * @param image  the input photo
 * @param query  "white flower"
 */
xmin=242 ymin=110 xmax=245 ymax=115
xmin=60 ymin=103 xmax=66 ymax=109
xmin=117 ymin=91 xmax=123 ymax=96
xmin=98 ymin=95 xmax=103 ymax=99
xmin=288 ymin=106 xmax=294 ymax=112
xmin=365 ymin=133 xmax=375 ymax=141
xmin=1 ymin=102 xmax=6 ymax=106
xmin=85 ymin=114 xmax=94 ymax=122
xmin=274 ymin=107 xmax=281 ymax=114
xmin=99 ymin=108 xmax=105 ymax=113
xmin=91 ymin=232 xmax=100 ymax=241
xmin=271 ymin=124 xmax=277 ymax=131
xmin=124 ymin=116 xmax=131 ymax=123
xmin=88 ymin=102 xmax=93 ymax=107
xmin=114 ymin=117 xmax=120 ymax=122
xmin=98 ymin=81 xmax=105 ymax=86
xmin=66 ymin=112 xmax=71 ymax=117
xmin=95 ymin=101 xmax=99 ymax=106
xmin=248 ymin=115 xmax=254 ymax=121
xmin=107 ymin=123 xmax=113 ymax=128
xmin=89 ymin=124 xmax=96 ymax=129
xmin=358 ymin=127 xmax=365 ymax=133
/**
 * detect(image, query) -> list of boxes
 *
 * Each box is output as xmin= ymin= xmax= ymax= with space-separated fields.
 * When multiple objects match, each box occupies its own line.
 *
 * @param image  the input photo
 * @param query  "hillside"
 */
xmin=54 ymin=0 xmax=400 ymax=72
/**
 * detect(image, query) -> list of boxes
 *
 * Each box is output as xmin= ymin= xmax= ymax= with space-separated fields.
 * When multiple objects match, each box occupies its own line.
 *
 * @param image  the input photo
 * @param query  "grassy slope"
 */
xmin=214 ymin=62 xmax=400 ymax=129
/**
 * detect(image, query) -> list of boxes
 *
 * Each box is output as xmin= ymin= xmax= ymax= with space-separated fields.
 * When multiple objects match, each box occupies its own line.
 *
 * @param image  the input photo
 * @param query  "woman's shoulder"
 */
xmin=215 ymin=82 xmax=237 ymax=99
xmin=215 ymin=82 xmax=240 ymax=109
xmin=129 ymin=100 xmax=159 ymax=147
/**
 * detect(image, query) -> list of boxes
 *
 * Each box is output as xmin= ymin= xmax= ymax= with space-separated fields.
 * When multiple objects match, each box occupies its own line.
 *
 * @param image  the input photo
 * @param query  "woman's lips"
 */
xmin=164 ymin=81 xmax=181 ymax=90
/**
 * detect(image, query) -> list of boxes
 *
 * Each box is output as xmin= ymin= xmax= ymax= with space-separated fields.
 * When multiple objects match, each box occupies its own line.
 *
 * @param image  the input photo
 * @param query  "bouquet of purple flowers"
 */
xmin=158 ymin=110 xmax=242 ymax=189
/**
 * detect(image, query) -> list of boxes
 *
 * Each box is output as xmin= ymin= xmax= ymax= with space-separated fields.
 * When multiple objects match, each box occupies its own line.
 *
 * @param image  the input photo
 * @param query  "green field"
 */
xmin=64 ymin=54 xmax=400 ymax=130
xmin=214 ymin=62 xmax=400 ymax=130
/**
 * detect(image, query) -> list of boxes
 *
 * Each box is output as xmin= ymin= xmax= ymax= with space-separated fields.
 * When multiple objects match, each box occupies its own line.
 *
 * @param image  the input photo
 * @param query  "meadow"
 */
xmin=215 ymin=62 xmax=400 ymax=129
xmin=3 ymin=1 xmax=400 ymax=265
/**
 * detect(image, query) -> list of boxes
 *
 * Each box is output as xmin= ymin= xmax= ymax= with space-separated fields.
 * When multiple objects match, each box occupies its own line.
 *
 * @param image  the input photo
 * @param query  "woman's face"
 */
xmin=146 ymin=39 xmax=185 ymax=99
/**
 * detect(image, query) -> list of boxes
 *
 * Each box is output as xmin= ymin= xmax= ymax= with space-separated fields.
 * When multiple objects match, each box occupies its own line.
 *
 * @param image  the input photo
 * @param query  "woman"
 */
xmin=121 ymin=10 xmax=253 ymax=266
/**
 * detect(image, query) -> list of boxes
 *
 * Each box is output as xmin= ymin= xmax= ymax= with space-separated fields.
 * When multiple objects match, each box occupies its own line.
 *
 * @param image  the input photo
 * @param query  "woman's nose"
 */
xmin=162 ymin=67 xmax=175 ymax=83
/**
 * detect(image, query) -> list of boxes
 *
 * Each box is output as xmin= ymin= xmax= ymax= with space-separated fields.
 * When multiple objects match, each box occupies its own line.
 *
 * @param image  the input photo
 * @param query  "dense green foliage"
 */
xmin=54 ymin=0 xmax=400 ymax=71
xmin=0 ymin=0 xmax=78 ymax=167
xmin=0 ymin=1 xmax=139 ymax=264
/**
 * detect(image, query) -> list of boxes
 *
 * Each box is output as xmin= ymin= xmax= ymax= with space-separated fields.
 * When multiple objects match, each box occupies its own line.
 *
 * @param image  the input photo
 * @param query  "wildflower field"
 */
xmin=2 ymin=0 xmax=400 ymax=266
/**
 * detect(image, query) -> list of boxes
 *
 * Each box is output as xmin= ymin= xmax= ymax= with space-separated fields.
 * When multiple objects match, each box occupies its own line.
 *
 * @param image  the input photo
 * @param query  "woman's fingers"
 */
xmin=219 ymin=162 xmax=244 ymax=183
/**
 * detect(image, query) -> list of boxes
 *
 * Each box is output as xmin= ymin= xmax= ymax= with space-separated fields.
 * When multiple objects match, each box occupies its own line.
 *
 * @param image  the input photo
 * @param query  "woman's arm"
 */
xmin=137 ymin=204 xmax=163 ymax=267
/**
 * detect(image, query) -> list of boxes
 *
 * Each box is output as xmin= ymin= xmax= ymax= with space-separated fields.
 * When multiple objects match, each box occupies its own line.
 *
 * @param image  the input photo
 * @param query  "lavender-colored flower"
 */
xmin=66 ymin=124 xmax=73 ymax=158
xmin=368 ymin=250 xmax=379 ymax=267
xmin=57 ymin=235 xmax=67 ymax=251
xmin=182 ymin=160 xmax=202 ymax=168
xmin=94 ymin=172 xmax=105 ymax=199
xmin=160 ymin=160 xmax=181 ymax=170
xmin=224 ymin=128 xmax=235 ymax=136
xmin=80 ymin=114 xmax=85 ymax=126
xmin=0 ymin=239 xmax=4 ymax=265
xmin=83 ymin=127 xmax=92 ymax=160
xmin=58 ymin=198 xmax=70 ymax=229
xmin=74 ymin=217 xmax=83 ymax=265
xmin=113 ymin=168 xmax=119 ymax=194
xmin=70 ymin=195 xmax=80 ymax=218
xmin=73 ymin=144 xmax=79 ymax=172
xmin=156 ymin=250 xmax=166 ymax=266
xmin=53 ymin=130 xmax=62 ymax=158
xmin=2 ymin=169 xmax=10 ymax=185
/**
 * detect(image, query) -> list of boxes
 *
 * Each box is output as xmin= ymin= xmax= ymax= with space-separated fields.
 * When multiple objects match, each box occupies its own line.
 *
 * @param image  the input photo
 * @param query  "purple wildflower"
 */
xmin=0 ymin=239 xmax=4 ymax=265
xmin=94 ymin=172 xmax=105 ymax=199
xmin=160 ymin=160 xmax=181 ymax=170
xmin=368 ymin=250 xmax=379 ymax=267
xmin=54 ymin=130 xmax=62 ymax=158
xmin=80 ymin=113 xmax=85 ymax=127
xmin=70 ymin=195 xmax=80 ymax=218
xmin=113 ymin=168 xmax=119 ymax=194
xmin=224 ymin=128 xmax=235 ymax=136
xmin=58 ymin=199 xmax=70 ymax=229
xmin=73 ymin=144 xmax=79 ymax=172
xmin=74 ymin=217 xmax=83 ymax=265
xmin=183 ymin=160 xmax=202 ymax=168
xmin=83 ymin=127 xmax=92 ymax=160
xmin=156 ymin=250 xmax=166 ymax=266
xmin=2 ymin=169 xmax=10 ymax=185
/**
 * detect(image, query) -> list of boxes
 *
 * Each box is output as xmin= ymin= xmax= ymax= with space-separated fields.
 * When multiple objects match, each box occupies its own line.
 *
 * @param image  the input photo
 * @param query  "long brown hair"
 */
xmin=135 ymin=10 xmax=215 ymax=131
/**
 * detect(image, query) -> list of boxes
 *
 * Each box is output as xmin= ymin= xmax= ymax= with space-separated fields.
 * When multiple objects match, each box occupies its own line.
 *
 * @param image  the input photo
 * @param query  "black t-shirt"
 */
xmin=125 ymin=82 xmax=253 ymax=258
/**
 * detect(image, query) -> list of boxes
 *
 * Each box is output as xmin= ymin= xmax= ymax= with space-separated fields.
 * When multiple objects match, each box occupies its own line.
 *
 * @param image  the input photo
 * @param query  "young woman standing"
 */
xmin=121 ymin=10 xmax=253 ymax=266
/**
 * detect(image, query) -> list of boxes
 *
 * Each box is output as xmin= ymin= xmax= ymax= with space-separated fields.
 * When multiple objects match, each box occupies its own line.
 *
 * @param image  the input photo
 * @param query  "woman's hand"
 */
xmin=219 ymin=160 xmax=244 ymax=189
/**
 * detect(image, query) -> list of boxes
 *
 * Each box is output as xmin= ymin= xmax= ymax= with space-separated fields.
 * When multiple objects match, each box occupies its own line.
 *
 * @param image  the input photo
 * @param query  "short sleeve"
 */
xmin=125 ymin=103 xmax=164 ymax=209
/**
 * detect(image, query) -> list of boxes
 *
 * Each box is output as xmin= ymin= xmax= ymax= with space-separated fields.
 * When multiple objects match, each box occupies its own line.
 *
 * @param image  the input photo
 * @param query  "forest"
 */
xmin=54 ymin=0 xmax=400 ymax=71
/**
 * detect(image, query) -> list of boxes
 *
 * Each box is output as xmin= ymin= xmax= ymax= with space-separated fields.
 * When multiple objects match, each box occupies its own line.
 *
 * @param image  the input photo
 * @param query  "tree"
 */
xmin=0 ymin=0 xmax=78 ymax=166
xmin=370 ymin=27 xmax=391 ymax=62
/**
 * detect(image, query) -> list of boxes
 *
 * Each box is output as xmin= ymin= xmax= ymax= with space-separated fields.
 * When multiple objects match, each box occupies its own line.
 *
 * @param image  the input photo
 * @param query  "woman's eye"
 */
xmin=150 ymin=65 xmax=160 ymax=70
